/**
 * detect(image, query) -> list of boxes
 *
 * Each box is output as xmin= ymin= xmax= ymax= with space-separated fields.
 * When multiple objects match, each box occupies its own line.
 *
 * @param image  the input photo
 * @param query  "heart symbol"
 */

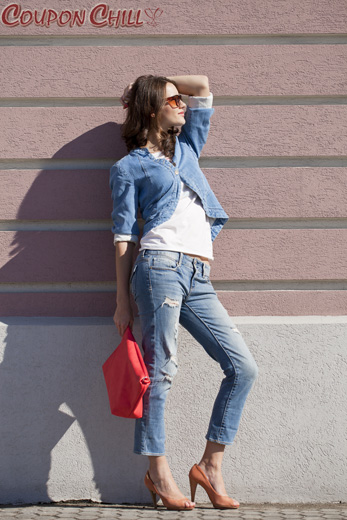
xmin=144 ymin=8 xmax=163 ymax=26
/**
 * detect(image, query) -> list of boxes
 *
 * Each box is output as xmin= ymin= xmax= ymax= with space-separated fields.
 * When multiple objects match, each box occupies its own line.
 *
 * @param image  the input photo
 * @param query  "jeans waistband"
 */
xmin=139 ymin=249 xmax=210 ymax=276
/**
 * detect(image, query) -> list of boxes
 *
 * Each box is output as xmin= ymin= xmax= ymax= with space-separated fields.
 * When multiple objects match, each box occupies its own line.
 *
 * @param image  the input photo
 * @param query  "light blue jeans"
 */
xmin=130 ymin=249 xmax=258 ymax=455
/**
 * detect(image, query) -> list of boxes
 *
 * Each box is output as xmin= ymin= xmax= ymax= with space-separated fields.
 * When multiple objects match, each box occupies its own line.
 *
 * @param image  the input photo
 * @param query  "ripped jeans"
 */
xmin=130 ymin=249 xmax=258 ymax=455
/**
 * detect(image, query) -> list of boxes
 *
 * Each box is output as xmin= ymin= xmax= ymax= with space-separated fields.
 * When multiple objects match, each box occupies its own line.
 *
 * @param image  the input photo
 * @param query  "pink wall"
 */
xmin=1 ymin=0 xmax=347 ymax=316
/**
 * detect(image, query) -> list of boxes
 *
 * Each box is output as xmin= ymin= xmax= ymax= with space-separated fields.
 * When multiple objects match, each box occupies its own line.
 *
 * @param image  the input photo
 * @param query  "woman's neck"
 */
xmin=141 ymin=137 xmax=161 ymax=153
xmin=138 ymin=126 xmax=159 ymax=150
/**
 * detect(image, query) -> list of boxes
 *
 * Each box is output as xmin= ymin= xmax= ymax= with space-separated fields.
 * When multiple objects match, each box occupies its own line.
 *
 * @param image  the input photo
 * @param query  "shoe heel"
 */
xmin=148 ymin=489 xmax=158 ymax=509
xmin=189 ymin=476 xmax=198 ymax=502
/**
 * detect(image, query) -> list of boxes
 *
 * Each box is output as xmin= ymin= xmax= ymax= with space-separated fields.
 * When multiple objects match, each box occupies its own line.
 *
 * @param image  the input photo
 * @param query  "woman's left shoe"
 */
xmin=144 ymin=470 xmax=195 ymax=511
xmin=188 ymin=463 xmax=240 ymax=509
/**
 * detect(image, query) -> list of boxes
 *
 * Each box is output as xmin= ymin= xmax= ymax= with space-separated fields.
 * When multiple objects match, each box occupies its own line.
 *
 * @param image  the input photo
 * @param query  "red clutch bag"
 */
xmin=102 ymin=325 xmax=150 ymax=418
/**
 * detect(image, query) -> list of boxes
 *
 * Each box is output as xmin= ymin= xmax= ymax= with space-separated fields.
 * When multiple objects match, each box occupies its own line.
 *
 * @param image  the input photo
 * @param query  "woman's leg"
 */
xmin=180 ymin=290 xmax=258 ymax=446
xmin=130 ymin=250 xmax=195 ymax=506
xmin=131 ymin=253 xmax=183 ymax=456
xmin=179 ymin=261 xmax=258 ymax=495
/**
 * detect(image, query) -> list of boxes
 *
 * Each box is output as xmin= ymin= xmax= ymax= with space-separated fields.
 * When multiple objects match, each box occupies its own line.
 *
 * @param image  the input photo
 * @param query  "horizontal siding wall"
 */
xmin=0 ymin=0 xmax=346 ymax=35
xmin=0 ymin=1 xmax=347 ymax=316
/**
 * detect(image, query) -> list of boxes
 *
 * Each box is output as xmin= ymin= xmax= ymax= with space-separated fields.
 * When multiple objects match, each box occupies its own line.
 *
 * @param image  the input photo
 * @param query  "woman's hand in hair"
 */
xmin=120 ymin=82 xmax=133 ymax=109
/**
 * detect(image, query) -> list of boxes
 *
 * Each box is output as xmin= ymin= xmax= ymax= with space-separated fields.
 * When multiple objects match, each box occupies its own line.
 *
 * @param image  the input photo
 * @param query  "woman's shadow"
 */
xmin=0 ymin=121 xmax=146 ymax=505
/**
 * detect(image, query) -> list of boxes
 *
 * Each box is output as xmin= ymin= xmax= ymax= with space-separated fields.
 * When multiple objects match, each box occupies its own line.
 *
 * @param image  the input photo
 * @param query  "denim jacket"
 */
xmin=109 ymin=101 xmax=229 ymax=244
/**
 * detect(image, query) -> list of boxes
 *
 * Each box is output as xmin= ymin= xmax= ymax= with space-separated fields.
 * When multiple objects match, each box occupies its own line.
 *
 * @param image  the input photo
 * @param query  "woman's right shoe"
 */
xmin=188 ymin=463 xmax=240 ymax=509
xmin=144 ymin=470 xmax=195 ymax=511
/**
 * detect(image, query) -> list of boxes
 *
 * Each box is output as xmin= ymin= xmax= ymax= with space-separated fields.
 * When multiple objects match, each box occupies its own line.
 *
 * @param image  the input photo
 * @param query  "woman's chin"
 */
xmin=175 ymin=119 xmax=186 ymax=129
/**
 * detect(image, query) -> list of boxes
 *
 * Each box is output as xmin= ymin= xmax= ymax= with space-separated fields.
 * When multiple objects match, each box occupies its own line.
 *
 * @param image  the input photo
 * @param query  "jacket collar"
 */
xmin=130 ymin=147 xmax=149 ymax=156
xmin=130 ymin=137 xmax=181 ymax=166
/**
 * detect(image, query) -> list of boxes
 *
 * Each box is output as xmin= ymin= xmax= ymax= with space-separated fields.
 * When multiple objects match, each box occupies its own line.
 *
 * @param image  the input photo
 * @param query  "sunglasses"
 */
xmin=165 ymin=94 xmax=183 ymax=108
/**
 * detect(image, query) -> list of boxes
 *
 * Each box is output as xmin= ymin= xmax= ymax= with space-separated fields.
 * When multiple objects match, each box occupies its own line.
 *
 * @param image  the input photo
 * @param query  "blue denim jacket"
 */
xmin=109 ymin=104 xmax=229 ymax=243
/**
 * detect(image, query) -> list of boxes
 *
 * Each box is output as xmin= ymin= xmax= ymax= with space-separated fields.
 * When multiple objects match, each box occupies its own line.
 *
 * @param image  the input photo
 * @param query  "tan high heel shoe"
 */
xmin=144 ymin=470 xmax=195 ymax=511
xmin=188 ymin=463 xmax=240 ymax=509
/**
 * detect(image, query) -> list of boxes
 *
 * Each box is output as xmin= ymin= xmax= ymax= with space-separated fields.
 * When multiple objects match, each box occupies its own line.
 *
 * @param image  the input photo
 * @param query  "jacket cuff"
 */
xmin=187 ymin=92 xmax=213 ymax=109
xmin=113 ymin=234 xmax=138 ymax=245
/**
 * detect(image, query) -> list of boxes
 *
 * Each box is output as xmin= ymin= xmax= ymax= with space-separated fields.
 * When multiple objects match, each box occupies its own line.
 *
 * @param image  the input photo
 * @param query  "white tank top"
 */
xmin=139 ymin=150 xmax=214 ymax=261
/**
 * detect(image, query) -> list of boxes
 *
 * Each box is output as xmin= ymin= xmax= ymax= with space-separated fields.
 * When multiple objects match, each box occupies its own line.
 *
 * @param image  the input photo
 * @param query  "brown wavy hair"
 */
xmin=121 ymin=75 xmax=180 ymax=161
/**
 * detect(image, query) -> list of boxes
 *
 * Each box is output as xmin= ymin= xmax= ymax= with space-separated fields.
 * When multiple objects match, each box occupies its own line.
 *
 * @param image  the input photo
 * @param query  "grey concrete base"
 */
xmin=0 ymin=316 xmax=346 ymax=505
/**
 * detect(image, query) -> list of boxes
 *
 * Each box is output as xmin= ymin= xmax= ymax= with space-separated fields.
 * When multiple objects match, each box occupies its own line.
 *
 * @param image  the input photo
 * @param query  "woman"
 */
xmin=110 ymin=74 xmax=258 ymax=511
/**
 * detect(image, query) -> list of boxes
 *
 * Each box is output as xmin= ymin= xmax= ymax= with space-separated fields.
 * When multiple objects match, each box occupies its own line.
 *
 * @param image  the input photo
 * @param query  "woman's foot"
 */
xmin=196 ymin=440 xmax=230 ymax=496
xmin=197 ymin=461 xmax=228 ymax=496
xmin=148 ymin=456 xmax=195 ymax=509
xmin=189 ymin=463 xmax=239 ymax=509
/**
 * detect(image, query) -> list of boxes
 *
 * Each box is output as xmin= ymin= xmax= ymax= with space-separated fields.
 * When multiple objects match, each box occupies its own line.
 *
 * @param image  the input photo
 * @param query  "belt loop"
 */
xmin=178 ymin=252 xmax=182 ymax=266
xmin=202 ymin=262 xmax=205 ymax=277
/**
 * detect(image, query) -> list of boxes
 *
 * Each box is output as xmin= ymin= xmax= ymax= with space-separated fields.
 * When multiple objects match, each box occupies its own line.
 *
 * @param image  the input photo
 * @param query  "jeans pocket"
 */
xmin=148 ymin=255 xmax=179 ymax=271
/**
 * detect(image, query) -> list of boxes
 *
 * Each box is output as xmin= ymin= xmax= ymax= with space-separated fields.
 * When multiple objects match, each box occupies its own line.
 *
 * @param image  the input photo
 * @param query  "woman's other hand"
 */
xmin=120 ymin=82 xmax=133 ymax=109
xmin=113 ymin=301 xmax=134 ymax=337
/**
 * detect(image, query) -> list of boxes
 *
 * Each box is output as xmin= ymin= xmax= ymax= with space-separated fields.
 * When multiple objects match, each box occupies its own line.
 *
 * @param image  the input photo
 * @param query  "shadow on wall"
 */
xmin=0 ymin=123 xmax=145 ymax=504
xmin=0 ymin=317 xmax=147 ymax=505
xmin=0 ymin=121 xmax=131 ymax=317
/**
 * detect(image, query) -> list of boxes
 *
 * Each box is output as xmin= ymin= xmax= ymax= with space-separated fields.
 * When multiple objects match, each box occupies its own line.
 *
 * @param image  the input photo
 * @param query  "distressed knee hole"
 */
xmin=170 ymin=354 xmax=178 ymax=367
xmin=161 ymin=296 xmax=180 ymax=308
xmin=163 ymin=355 xmax=178 ymax=383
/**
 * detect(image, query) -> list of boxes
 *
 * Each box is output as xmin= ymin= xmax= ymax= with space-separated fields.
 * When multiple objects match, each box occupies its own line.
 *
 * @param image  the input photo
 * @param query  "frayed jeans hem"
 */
xmin=205 ymin=435 xmax=234 ymax=446
xmin=134 ymin=450 xmax=166 ymax=456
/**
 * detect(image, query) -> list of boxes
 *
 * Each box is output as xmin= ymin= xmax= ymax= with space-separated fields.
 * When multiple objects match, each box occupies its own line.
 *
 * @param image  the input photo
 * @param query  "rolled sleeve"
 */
xmin=180 ymin=92 xmax=214 ymax=159
xmin=109 ymin=163 xmax=140 ymax=242
xmin=187 ymin=91 xmax=213 ymax=109
xmin=113 ymin=233 xmax=138 ymax=246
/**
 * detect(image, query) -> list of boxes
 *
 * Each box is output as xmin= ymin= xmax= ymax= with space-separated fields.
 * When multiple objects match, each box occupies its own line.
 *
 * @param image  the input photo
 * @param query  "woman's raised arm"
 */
xmin=166 ymin=75 xmax=210 ymax=97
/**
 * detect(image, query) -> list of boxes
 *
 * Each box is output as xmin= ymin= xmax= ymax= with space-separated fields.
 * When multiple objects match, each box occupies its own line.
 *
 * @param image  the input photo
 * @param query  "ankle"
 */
xmin=149 ymin=455 xmax=167 ymax=467
xmin=148 ymin=456 xmax=171 ymax=476
xmin=198 ymin=459 xmax=222 ymax=472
